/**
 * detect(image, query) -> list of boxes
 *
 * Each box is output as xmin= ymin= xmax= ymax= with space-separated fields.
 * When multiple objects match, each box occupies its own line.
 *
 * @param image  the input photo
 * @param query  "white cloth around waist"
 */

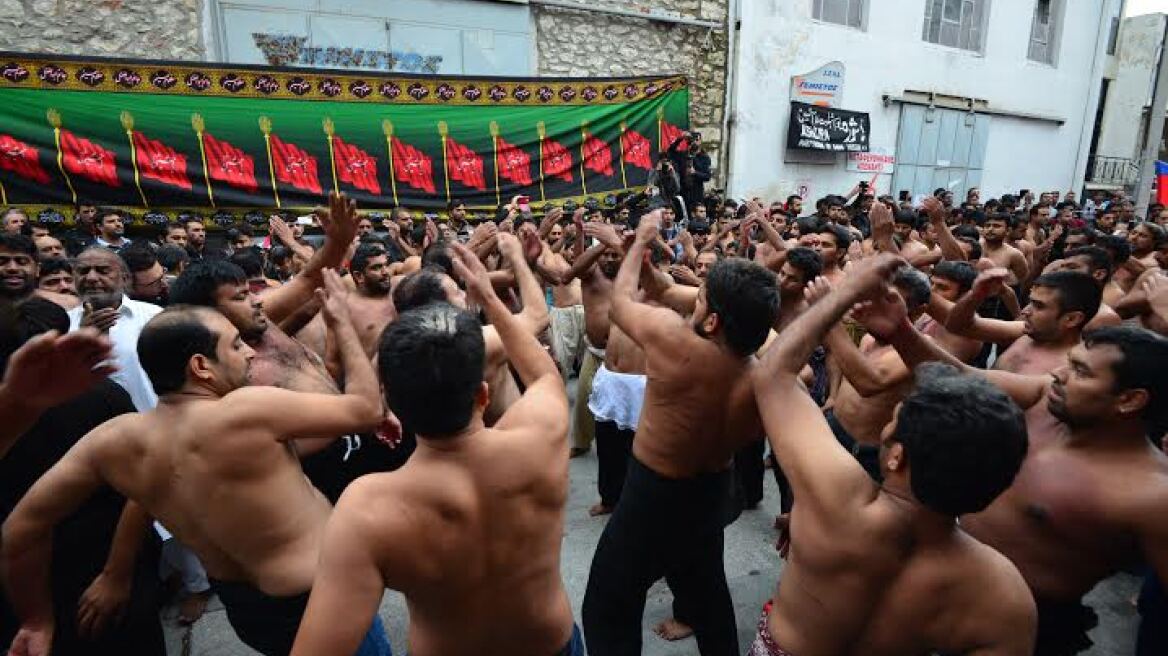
xmin=587 ymin=365 xmax=647 ymax=432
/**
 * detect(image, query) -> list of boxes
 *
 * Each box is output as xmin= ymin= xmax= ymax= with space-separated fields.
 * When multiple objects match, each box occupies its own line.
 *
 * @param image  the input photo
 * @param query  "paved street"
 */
xmin=163 ymin=384 xmax=1142 ymax=655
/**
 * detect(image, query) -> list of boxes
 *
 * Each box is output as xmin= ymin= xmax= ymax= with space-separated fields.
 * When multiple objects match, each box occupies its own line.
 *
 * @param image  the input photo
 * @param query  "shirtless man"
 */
xmin=583 ymin=211 xmax=780 ymax=655
xmin=1043 ymin=248 xmax=1123 ymax=330
xmin=749 ymin=254 xmax=1036 ymax=656
xmin=1115 ymin=221 xmax=1165 ymax=292
xmin=298 ymin=243 xmax=395 ymax=358
xmin=814 ymin=224 xmax=850 ymax=286
xmin=536 ymin=215 xmax=623 ymax=457
xmin=2 ymin=279 xmax=390 ymax=656
xmin=945 ymin=269 xmax=1100 ymax=376
xmin=537 ymin=211 xmax=586 ymax=380
xmin=291 ymin=244 xmax=579 ymax=656
xmin=822 ymin=267 xmax=933 ymax=478
xmin=981 ymin=213 xmax=1030 ymax=285
xmin=918 ymin=260 xmax=985 ymax=362
xmin=390 ymin=233 xmax=548 ymax=426
xmin=866 ymin=299 xmax=1168 ymax=656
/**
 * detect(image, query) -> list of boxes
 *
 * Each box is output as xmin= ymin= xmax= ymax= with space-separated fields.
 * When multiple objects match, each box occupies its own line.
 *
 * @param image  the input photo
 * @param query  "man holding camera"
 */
xmin=667 ymin=131 xmax=711 ymax=214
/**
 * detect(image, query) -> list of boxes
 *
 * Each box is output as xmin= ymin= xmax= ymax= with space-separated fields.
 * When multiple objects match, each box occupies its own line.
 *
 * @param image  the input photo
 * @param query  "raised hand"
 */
xmin=450 ymin=242 xmax=495 ymax=307
xmin=1 ymin=329 xmax=117 ymax=411
xmin=921 ymin=196 xmax=945 ymax=224
xmin=521 ymin=228 xmax=543 ymax=263
xmin=636 ymin=209 xmax=662 ymax=243
xmin=466 ymin=220 xmax=497 ymax=250
xmin=803 ymin=276 xmax=833 ymax=306
xmin=852 ymin=286 xmax=909 ymax=340
xmin=669 ymin=264 xmax=701 ymax=287
xmin=268 ymin=215 xmax=294 ymax=245
xmin=971 ymin=267 xmax=1010 ymax=300
xmin=583 ymin=222 xmax=622 ymax=250
xmin=870 ymin=200 xmax=894 ymax=243
xmin=838 ymin=252 xmax=908 ymax=302
xmin=496 ymin=232 xmax=524 ymax=263
xmin=314 ymin=269 xmax=352 ymax=327
xmin=315 ymin=192 xmax=359 ymax=246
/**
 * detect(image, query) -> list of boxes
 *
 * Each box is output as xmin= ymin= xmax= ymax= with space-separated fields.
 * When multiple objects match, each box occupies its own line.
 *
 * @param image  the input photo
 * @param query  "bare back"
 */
xmin=90 ymin=398 xmax=332 ymax=596
xmin=773 ymin=496 xmax=1034 ymax=656
xmin=634 ymin=331 xmax=761 ymax=477
xmin=356 ymin=426 xmax=573 ymax=656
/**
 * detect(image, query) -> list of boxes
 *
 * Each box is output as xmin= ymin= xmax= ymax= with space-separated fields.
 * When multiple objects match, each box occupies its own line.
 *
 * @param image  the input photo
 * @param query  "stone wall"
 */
xmin=534 ymin=0 xmax=729 ymax=179
xmin=0 ymin=0 xmax=204 ymax=61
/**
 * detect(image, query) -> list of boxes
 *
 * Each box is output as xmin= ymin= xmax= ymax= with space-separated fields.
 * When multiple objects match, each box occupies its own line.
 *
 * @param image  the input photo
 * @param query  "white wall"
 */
xmin=1096 ymin=13 xmax=1165 ymax=160
xmin=728 ymin=0 xmax=1115 ymax=202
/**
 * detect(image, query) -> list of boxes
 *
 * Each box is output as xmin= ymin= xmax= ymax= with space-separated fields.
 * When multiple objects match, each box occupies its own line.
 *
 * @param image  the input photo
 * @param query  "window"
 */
xmin=1028 ymin=0 xmax=1063 ymax=65
xmin=813 ymin=0 xmax=865 ymax=30
xmin=922 ymin=0 xmax=988 ymax=53
xmin=1107 ymin=17 xmax=1120 ymax=56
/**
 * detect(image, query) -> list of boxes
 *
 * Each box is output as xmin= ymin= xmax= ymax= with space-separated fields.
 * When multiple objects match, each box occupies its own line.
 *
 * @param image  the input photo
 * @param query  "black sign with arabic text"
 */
xmin=787 ymin=101 xmax=869 ymax=152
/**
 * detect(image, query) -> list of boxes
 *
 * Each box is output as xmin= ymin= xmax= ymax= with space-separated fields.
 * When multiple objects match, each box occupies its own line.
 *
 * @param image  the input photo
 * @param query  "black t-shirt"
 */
xmin=0 ymin=380 xmax=161 ymax=646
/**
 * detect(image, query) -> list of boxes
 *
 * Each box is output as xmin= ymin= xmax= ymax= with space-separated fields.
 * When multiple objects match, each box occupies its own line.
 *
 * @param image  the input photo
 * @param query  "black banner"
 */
xmin=786 ymin=101 xmax=869 ymax=152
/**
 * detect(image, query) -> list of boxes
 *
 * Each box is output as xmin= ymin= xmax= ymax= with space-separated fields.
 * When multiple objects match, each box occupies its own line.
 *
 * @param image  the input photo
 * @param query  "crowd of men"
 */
xmin=0 ymin=177 xmax=1166 ymax=656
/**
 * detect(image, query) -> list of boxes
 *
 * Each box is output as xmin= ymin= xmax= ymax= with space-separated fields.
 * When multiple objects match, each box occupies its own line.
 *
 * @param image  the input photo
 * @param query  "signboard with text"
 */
xmin=790 ymin=61 xmax=845 ymax=107
xmin=787 ymin=102 xmax=870 ymax=152
xmin=846 ymin=149 xmax=895 ymax=173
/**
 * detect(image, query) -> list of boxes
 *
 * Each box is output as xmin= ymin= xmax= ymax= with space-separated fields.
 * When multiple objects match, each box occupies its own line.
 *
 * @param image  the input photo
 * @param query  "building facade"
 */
xmin=726 ymin=0 xmax=1124 ymax=204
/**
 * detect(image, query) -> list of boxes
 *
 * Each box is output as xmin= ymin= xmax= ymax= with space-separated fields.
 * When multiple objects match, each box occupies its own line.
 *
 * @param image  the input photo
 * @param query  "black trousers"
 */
xmin=733 ymin=437 xmax=766 ymax=510
xmin=595 ymin=420 xmax=635 ymax=508
xmin=583 ymin=457 xmax=741 ymax=656
xmin=210 ymin=578 xmax=310 ymax=656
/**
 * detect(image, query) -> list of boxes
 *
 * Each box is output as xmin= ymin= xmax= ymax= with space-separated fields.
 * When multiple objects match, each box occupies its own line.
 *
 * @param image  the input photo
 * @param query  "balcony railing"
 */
xmin=1086 ymin=155 xmax=1139 ymax=188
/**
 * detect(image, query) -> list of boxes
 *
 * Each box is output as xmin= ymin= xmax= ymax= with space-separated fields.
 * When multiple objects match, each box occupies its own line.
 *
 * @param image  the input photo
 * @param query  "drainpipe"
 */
xmin=718 ymin=0 xmax=740 ymax=195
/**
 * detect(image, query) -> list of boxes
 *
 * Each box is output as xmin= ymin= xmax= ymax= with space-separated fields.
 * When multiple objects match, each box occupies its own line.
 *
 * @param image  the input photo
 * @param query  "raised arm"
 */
xmin=824 ymin=324 xmax=911 ymax=398
xmin=0 ymin=330 xmax=116 ymax=458
xmin=944 ymin=269 xmax=1027 ymax=343
xmin=450 ymin=242 xmax=567 ymax=437
xmin=268 ymin=215 xmax=315 ymax=263
xmin=227 ymin=269 xmax=382 ymax=445
xmin=609 ymin=211 xmax=689 ymax=348
xmin=499 ymin=230 xmax=550 ymax=338
xmin=752 ymin=255 xmax=906 ymax=516
xmin=855 ymin=291 xmax=1048 ymax=409
xmin=262 ymin=193 xmax=359 ymax=326
xmin=923 ymin=197 xmax=965 ymax=262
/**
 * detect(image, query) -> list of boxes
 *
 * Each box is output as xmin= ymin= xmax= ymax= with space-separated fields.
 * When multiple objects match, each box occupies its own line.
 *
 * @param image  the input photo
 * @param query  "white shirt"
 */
xmin=68 ymin=295 xmax=162 ymax=412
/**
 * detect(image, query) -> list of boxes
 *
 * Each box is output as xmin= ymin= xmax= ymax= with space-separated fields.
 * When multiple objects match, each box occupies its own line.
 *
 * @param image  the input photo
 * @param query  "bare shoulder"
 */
xmin=333 ymin=473 xmax=417 ymax=546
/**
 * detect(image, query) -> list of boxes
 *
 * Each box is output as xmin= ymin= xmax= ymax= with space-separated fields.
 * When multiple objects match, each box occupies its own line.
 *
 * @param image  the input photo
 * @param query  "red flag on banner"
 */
xmin=133 ymin=131 xmax=192 ymax=190
xmin=446 ymin=137 xmax=485 ymax=191
xmin=660 ymin=121 xmax=689 ymax=153
xmin=582 ymin=133 xmax=614 ymax=177
xmin=0 ymin=134 xmax=51 ymax=184
xmin=61 ymin=130 xmax=119 ymax=187
xmin=496 ymin=136 xmax=532 ymax=187
xmin=270 ymin=135 xmax=322 ymax=195
xmin=391 ymin=137 xmax=436 ymax=194
xmin=333 ymin=136 xmax=381 ymax=195
xmin=204 ymin=133 xmax=258 ymax=194
xmin=541 ymin=137 xmax=573 ymax=183
xmin=621 ymin=129 xmax=652 ymax=171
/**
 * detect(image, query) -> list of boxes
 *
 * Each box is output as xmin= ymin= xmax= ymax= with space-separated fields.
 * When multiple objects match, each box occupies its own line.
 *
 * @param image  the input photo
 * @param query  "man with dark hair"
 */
xmin=183 ymin=218 xmax=222 ymax=262
xmin=227 ymin=224 xmax=255 ymax=254
xmin=60 ymin=203 xmax=98 ymax=257
xmin=919 ymin=260 xmax=984 ymax=364
xmin=37 ymin=257 xmax=76 ymax=299
xmin=447 ymin=200 xmax=470 ymax=239
xmin=749 ymin=254 xmax=1035 ymax=656
xmin=0 ymin=301 xmax=167 ymax=656
xmin=2 ymin=281 xmax=392 ymax=656
xmin=298 ymin=243 xmax=394 ymax=359
xmin=120 ymin=245 xmax=169 ymax=307
xmin=156 ymin=244 xmax=189 ymax=282
xmin=583 ymin=211 xmax=780 ymax=655
xmin=162 ymin=223 xmax=187 ymax=249
xmin=291 ymin=243 xmax=580 ymax=656
xmin=1054 ymin=246 xmax=1127 ymax=323
xmin=94 ymin=209 xmax=130 ymax=252
xmin=982 ymin=213 xmax=1030 ymax=284
xmin=945 ymin=269 xmax=1102 ymax=376
xmin=814 ymin=223 xmax=851 ymax=285
xmin=785 ymin=194 xmax=802 ymax=217
xmin=862 ymin=290 xmax=1168 ymax=656
xmin=0 ymin=234 xmax=37 ymax=302
xmin=1094 ymin=207 xmax=1118 ymax=235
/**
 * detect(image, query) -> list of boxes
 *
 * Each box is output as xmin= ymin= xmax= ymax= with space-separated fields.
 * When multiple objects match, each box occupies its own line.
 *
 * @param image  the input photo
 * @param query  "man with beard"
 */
xmin=298 ymin=244 xmax=394 ymax=359
xmin=93 ymin=210 xmax=131 ymax=253
xmin=183 ymin=218 xmax=223 ymax=262
xmin=0 ymin=234 xmax=37 ymax=303
xmin=3 ymin=283 xmax=392 ymax=656
xmin=859 ymin=290 xmax=1168 ymax=656
xmin=66 ymin=247 xmax=161 ymax=412
xmin=120 ymin=245 xmax=170 ymax=307
xmin=814 ymin=224 xmax=851 ymax=286
xmin=749 ymin=256 xmax=1035 ymax=656
xmin=60 ymin=204 xmax=98 ymax=257
xmin=945 ymin=269 xmax=1101 ymax=376
xmin=583 ymin=211 xmax=780 ymax=656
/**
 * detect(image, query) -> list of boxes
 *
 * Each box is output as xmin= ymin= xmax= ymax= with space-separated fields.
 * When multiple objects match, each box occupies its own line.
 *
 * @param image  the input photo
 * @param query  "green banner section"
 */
xmin=0 ymin=54 xmax=689 ymax=224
